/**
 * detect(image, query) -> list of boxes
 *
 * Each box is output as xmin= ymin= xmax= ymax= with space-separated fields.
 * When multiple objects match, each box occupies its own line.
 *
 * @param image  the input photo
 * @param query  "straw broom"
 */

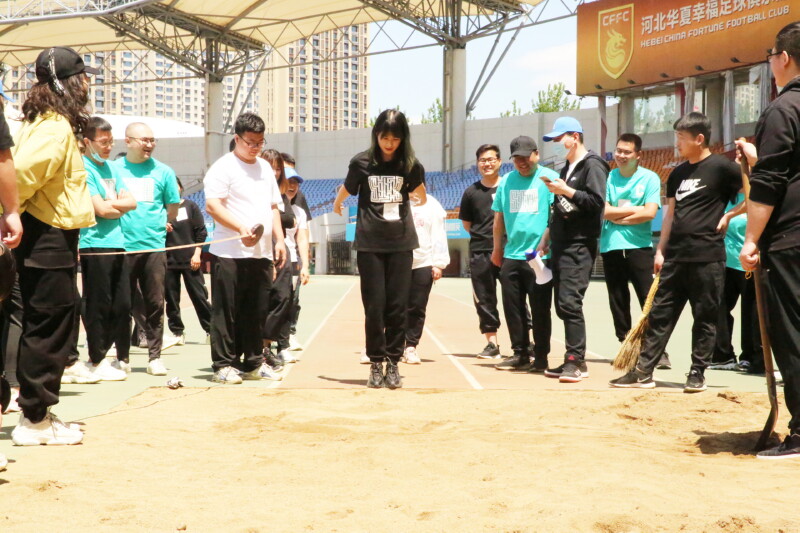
xmin=612 ymin=273 xmax=661 ymax=372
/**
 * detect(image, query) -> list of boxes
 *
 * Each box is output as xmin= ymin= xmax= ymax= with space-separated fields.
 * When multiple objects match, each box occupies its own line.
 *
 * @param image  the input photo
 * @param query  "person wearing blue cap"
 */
xmin=538 ymin=116 xmax=609 ymax=383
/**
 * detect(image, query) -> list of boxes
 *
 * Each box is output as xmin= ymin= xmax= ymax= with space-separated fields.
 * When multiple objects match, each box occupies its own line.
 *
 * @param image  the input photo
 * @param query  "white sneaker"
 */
xmin=89 ymin=358 xmax=128 ymax=381
xmin=111 ymin=359 xmax=132 ymax=374
xmin=243 ymin=363 xmax=283 ymax=381
xmin=147 ymin=359 xmax=168 ymax=376
xmin=211 ymin=367 xmax=242 ymax=384
xmin=61 ymin=361 xmax=101 ymax=384
xmin=288 ymin=334 xmax=303 ymax=351
xmin=3 ymin=387 xmax=20 ymax=414
xmin=162 ymin=333 xmax=183 ymax=350
xmin=360 ymin=351 xmax=370 ymax=364
xmin=278 ymin=349 xmax=297 ymax=364
xmin=403 ymin=346 xmax=421 ymax=365
xmin=11 ymin=412 xmax=84 ymax=446
xmin=0 ymin=453 xmax=6 ymax=471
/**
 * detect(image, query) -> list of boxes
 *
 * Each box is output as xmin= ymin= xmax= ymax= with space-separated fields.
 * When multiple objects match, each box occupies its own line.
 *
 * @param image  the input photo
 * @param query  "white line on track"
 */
xmin=424 ymin=326 xmax=484 ymax=390
xmin=270 ymin=280 xmax=357 ymax=388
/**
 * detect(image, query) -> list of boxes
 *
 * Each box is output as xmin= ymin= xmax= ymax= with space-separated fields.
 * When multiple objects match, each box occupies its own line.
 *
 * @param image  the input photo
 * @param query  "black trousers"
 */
xmin=1 ymin=273 xmax=22 ymax=388
xmin=469 ymin=251 xmax=501 ymax=334
xmin=405 ymin=266 xmax=434 ymax=347
xmin=289 ymin=262 xmax=302 ymax=335
xmin=263 ymin=258 xmax=293 ymax=345
xmin=15 ymin=213 xmax=80 ymax=423
xmin=552 ymin=240 xmax=597 ymax=362
xmin=210 ymin=256 xmax=272 ymax=372
xmin=638 ymin=260 xmax=724 ymax=374
xmin=165 ymin=268 xmax=212 ymax=336
xmin=357 ymin=251 xmax=412 ymax=363
xmin=763 ymin=247 xmax=800 ymax=433
xmin=126 ymin=252 xmax=167 ymax=361
xmin=601 ymin=247 xmax=654 ymax=342
xmin=500 ymin=259 xmax=552 ymax=358
xmin=713 ymin=267 xmax=761 ymax=365
xmin=80 ymin=249 xmax=130 ymax=365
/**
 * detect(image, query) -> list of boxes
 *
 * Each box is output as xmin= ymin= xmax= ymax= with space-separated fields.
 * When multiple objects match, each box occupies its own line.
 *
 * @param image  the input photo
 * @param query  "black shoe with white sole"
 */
xmin=367 ymin=362 xmax=384 ymax=388
xmin=384 ymin=361 xmax=402 ymax=389
xmin=477 ymin=342 xmax=501 ymax=359
xmin=545 ymin=361 xmax=589 ymax=379
xmin=684 ymin=369 xmax=707 ymax=393
xmin=609 ymin=369 xmax=655 ymax=389
xmin=757 ymin=434 xmax=800 ymax=460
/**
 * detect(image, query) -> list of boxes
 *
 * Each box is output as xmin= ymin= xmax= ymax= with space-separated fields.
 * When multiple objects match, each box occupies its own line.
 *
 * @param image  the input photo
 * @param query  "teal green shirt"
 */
xmin=725 ymin=192 xmax=746 ymax=271
xmin=113 ymin=157 xmax=181 ymax=251
xmin=600 ymin=166 xmax=662 ymax=253
xmin=491 ymin=166 xmax=556 ymax=260
xmin=79 ymin=156 xmax=128 ymax=250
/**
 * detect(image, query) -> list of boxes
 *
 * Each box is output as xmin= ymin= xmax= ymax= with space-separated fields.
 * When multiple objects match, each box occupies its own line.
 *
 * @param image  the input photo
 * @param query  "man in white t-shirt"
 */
xmin=204 ymin=113 xmax=287 ymax=384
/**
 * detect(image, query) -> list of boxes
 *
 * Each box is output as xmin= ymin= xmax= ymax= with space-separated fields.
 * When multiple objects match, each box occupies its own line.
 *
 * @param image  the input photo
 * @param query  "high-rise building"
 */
xmin=1 ymin=25 xmax=369 ymax=133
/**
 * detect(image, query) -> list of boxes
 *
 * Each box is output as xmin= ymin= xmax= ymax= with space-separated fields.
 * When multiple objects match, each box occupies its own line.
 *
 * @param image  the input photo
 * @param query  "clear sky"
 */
xmin=367 ymin=16 xmax=588 ymax=123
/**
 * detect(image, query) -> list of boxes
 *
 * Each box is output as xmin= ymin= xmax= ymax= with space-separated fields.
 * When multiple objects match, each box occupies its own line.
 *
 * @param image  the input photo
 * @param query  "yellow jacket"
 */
xmin=13 ymin=112 xmax=95 ymax=230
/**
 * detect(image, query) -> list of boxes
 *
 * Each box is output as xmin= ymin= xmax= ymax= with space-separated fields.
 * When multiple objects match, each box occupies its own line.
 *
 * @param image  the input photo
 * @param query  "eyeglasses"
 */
xmin=477 ymin=157 xmax=499 ymax=164
xmin=238 ymin=137 xmax=266 ymax=150
xmin=129 ymin=137 xmax=157 ymax=145
xmin=766 ymin=49 xmax=783 ymax=62
xmin=89 ymin=139 xmax=114 ymax=148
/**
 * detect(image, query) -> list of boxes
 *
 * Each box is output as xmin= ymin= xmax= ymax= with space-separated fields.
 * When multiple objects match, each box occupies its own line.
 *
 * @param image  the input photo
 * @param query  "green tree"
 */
xmin=421 ymin=97 xmax=444 ymax=124
xmin=500 ymin=100 xmax=526 ymax=118
xmin=531 ymin=82 xmax=581 ymax=113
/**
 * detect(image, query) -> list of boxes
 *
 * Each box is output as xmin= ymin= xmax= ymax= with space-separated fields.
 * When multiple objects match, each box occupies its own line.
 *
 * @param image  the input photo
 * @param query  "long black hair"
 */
xmin=368 ymin=108 xmax=416 ymax=174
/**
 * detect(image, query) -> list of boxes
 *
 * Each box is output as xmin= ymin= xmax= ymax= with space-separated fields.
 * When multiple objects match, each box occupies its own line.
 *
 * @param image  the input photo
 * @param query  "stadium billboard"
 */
xmin=576 ymin=0 xmax=796 ymax=95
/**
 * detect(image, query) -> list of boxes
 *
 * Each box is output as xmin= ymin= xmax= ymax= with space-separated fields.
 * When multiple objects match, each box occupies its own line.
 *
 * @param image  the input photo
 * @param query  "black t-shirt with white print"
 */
xmin=458 ymin=181 xmax=497 ymax=253
xmin=344 ymin=151 xmax=425 ymax=252
xmin=665 ymin=153 xmax=741 ymax=262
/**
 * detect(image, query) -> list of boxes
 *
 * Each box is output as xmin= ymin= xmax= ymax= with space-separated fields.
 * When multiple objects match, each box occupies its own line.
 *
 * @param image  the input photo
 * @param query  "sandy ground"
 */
xmin=1 ymin=387 xmax=799 ymax=532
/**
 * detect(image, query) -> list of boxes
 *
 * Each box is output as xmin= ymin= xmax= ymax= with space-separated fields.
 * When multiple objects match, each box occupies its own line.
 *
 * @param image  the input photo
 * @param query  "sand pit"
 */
xmin=1 ymin=387 xmax=798 ymax=532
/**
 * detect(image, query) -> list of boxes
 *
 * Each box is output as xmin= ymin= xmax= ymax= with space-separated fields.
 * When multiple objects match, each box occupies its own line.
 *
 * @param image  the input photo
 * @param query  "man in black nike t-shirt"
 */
xmin=611 ymin=112 xmax=742 ymax=393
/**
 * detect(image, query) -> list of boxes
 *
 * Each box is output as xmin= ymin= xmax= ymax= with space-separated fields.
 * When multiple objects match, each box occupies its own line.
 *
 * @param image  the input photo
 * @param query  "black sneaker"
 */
xmin=656 ymin=352 xmax=672 ymax=370
xmin=684 ymin=369 xmax=706 ymax=393
xmin=609 ymin=369 xmax=655 ymax=389
xmin=544 ymin=361 xmax=589 ymax=379
xmin=384 ymin=361 xmax=403 ymax=389
xmin=708 ymin=358 xmax=738 ymax=370
xmin=736 ymin=360 xmax=752 ymax=372
xmin=495 ymin=354 xmax=530 ymax=371
xmin=559 ymin=362 xmax=583 ymax=383
xmin=528 ymin=357 xmax=548 ymax=373
xmin=477 ymin=342 xmax=501 ymax=359
xmin=367 ymin=362 xmax=384 ymax=389
xmin=264 ymin=349 xmax=284 ymax=371
xmin=757 ymin=434 xmax=800 ymax=460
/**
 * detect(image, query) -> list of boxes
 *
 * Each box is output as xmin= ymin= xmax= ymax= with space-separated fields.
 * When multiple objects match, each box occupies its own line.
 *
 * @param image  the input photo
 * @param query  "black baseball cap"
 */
xmin=35 ymin=47 xmax=99 ymax=84
xmin=510 ymin=136 xmax=538 ymax=158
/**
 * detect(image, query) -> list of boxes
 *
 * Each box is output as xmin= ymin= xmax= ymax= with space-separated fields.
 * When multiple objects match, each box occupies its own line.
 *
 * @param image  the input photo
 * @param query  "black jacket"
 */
xmin=749 ymin=76 xmax=800 ymax=252
xmin=550 ymin=150 xmax=609 ymax=243
xmin=166 ymin=199 xmax=207 ymax=269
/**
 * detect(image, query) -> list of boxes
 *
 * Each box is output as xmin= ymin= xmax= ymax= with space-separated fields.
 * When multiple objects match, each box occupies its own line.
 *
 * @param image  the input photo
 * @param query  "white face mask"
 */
xmin=89 ymin=143 xmax=107 ymax=162
xmin=551 ymin=139 xmax=569 ymax=159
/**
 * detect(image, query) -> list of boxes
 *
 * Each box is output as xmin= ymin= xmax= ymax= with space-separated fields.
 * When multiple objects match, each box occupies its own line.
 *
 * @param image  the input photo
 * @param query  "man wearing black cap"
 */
xmin=539 ymin=117 xmax=609 ymax=383
xmin=460 ymin=144 xmax=504 ymax=358
xmin=10 ymin=47 xmax=96 ymax=445
xmin=492 ymin=136 xmax=558 ymax=372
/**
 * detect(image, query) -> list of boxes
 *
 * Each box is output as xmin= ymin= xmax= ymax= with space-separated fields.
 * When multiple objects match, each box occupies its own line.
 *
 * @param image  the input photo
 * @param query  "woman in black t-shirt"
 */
xmin=333 ymin=109 xmax=426 ymax=390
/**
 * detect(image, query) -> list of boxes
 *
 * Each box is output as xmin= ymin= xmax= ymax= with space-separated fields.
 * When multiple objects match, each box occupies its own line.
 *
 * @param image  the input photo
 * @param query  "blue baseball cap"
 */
xmin=543 ymin=116 xmax=583 ymax=142
xmin=284 ymin=166 xmax=304 ymax=183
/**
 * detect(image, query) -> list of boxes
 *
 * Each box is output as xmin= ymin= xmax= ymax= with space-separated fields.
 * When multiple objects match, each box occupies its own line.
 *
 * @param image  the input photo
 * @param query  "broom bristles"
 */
xmin=612 ymin=273 xmax=661 ymax=372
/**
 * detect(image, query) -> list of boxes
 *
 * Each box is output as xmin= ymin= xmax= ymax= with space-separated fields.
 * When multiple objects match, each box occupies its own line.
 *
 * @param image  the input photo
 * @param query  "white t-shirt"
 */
xmin=285 ymin=204 xmax=308 ymax=263
xmin=204 ymin=152 xmax=283 ymax=259
xmin=411 ymin=195 xmax=450 ymax=270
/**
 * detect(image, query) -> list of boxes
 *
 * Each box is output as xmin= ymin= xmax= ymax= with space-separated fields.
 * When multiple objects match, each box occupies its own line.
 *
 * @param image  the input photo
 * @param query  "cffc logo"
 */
xmin=598 ymin=4 xmax=634 ymax=80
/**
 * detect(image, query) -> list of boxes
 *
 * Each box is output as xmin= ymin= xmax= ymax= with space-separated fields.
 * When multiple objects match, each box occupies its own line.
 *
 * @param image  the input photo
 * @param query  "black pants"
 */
xmin=210 ymin=256 xmax=272 ymax=372
xmin=763 ymin=248 xmax=800 ymax=433
xmin=713 ymin=267 xmax=761 ymax=365
xmin=1 ymin=273 xmax=22 ymax=388
xmin=469 ymin=251 xmax=501 ymax=334
xmin=80 ymin=249 xmax=130 ymax=365
xmin=165 ymin=268 xmax=212 ymax=336
xmin=126 ymin=252 xmax=167 ymax=361
xmin=638 ymin=260 xmax=724 ymax=374
xmin=552 ymin=240 xmax=596 ymax=362
xmin=15 ymin=213 xmax=80 ymax=423
xmin=406 ymin=266 xmax=434 ymax=347
xmin=357 ymin=251 xmax=412 ymax=363
xmin=500 ymin=259 xmax=552 ymax=358
xmin=602 ymin=247 xmax=654 ymax=342
xmin=289 ymin=262 xmax=302 ymax=336
xmin=263 ymin=258 xmax=293 ymax=346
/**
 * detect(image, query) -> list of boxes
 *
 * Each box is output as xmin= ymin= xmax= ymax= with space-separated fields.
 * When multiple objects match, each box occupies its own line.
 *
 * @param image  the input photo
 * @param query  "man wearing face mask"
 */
xmin=74 ymin=117 xmax=136 ymax=381
xmin=538 ymin=117 xmax=609 ymax=383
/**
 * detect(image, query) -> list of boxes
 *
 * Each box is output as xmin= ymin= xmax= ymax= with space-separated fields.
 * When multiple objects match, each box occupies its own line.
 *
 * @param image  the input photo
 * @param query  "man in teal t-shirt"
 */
xmin=490 ymin=136 xmax=557 ymax=372
xmin=711 ymin=192 xmax=762 ymax=372
xmin=112 ymin=122 xmax=180 ymax=376
xmin=600 ymin=134 xmax=665 ymax=361
xmin=75 ymin=117 xmax=138 ymax=382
